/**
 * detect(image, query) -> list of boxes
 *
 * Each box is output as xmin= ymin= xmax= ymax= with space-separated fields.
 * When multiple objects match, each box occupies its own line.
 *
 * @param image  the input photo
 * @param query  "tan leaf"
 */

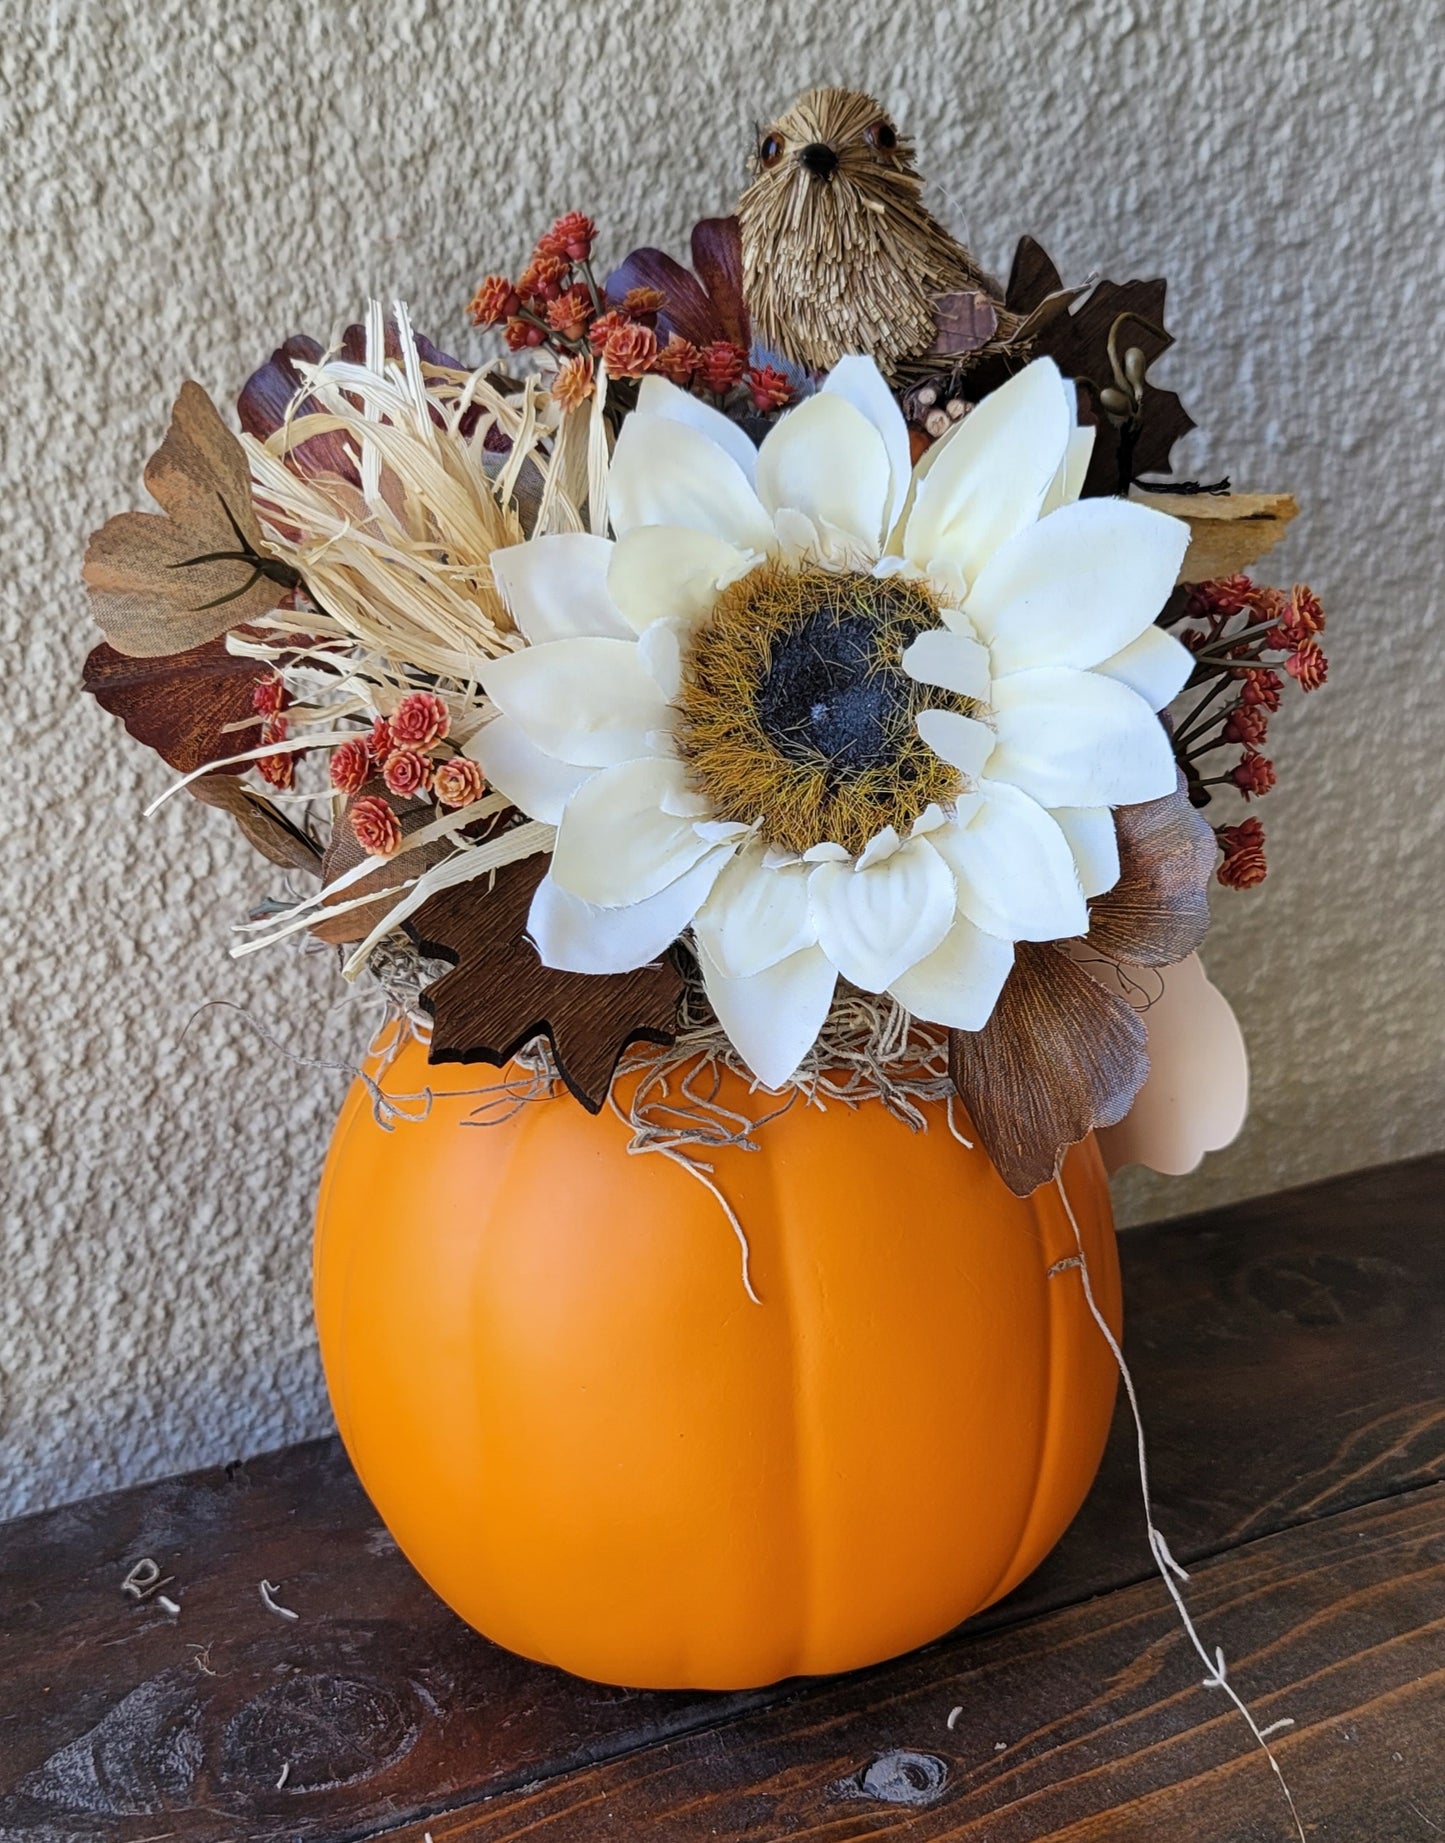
xmin=188 ymin=774 xmax=323 ymax=873
xmin=412 ymin=854 xmax=684 ymax=1111
xmin=83 ymin=382 xmax=296 ymax=658
xmin=949 ymin=943 xmax=1149 ymax=1196
xmin=1087 ymin=776 xmax=1217 ymax=968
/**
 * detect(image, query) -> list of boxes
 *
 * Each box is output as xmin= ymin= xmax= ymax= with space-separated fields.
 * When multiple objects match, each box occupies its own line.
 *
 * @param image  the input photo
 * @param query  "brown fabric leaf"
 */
xmin=949 ymin=943 xmax=1149 ymax=1196
xmin=690 ymin=216 xmax=750 ymax=350
xmin=82 ymin=637 xmax=263 ymax=776
xmin=606 ymin=217 xmax=750 ymax=354
xmin=929 ymin=289 xmax=1000 ymax=356
xmin=188 ymin=774 xmax=323 ymax=873
xmin=310 ymin=786 xmax=444 ymax=945
xmin=1087 ymin=778 xmax=1217 ymax=968
xmin=411 ymin=854 xmax=684 ymax=1111
xmin=83 ymin=382 xmax=294 ymax=658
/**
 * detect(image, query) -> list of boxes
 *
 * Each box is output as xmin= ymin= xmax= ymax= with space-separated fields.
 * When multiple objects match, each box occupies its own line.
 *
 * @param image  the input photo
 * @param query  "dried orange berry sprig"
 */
xmin=468 ymin=213 xmax=794 ymax=416
xmin=1158 ymin=575 xmax=1329 ymax=889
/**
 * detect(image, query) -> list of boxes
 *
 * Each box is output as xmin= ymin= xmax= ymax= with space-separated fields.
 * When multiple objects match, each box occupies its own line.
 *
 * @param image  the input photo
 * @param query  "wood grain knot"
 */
xmin=843 ymin=1749 xmax=949 ymax=1806
xmin=219 ymin=1673 xmax=421 ymax=1794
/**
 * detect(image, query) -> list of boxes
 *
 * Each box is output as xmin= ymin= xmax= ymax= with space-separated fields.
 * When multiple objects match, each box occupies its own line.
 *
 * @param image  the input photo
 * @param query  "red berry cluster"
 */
xmin=468 ymin=214 xmax=792 ymax=416
xmin=252 ymin=672 xmax=295 ymax=791
xmin=1160 ymin=575 xmax=1329 ymax=890
xmin=329 ymin=692 xmax=486 ymax=858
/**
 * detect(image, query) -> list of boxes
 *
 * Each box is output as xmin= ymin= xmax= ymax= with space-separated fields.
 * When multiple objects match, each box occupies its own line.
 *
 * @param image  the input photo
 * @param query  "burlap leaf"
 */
xmin=950 ymin=942 xmax=1149 ymax=1196
xmin=82 ymin=637 xmax=263 ymax=776
xmin=1086 ymin=777 xmax=1217 ymax=968
xmin=188 ymin=774 xmax=322 ymax=873
xmin=411 ymin=854 xmax=685 ymax=1111
xmin=83 ymin=382 xmax=296 ymax=658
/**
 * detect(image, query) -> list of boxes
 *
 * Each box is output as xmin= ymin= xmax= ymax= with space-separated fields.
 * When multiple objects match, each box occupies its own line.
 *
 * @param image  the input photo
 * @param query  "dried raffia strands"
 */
xmin=244 ymin=302 xmax=602 ymax=689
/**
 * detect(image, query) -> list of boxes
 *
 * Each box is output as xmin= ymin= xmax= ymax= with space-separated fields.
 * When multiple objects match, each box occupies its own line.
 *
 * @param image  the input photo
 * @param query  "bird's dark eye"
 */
xmin=864 ymin=120 xmax=897 ymax=151
xmin=759 ymin=133 xmax=784 ymax=169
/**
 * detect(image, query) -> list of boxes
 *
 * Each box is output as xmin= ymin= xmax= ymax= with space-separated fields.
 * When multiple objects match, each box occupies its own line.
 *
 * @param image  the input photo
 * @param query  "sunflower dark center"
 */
xmin=755 ymin=603 xmax=919 ymax=771
xmin=675 ymin=562 xmax=974 ymax=857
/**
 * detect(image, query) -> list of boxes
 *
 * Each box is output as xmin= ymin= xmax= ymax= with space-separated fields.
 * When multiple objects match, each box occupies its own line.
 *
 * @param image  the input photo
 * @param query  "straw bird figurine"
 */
xmin=739 ymin=86 xmax=1020 ymax=382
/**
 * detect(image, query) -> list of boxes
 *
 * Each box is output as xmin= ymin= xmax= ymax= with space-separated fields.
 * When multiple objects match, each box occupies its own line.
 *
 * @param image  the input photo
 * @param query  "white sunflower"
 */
xmin=473 ymin=356 xmax=1192 ymax=1088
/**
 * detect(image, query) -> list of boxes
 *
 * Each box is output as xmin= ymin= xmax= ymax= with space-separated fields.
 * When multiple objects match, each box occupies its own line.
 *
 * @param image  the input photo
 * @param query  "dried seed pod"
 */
xmin=945 ymin=398 xmax=968 ymax=421
xmin=925 ymin=408 xmax=951 ymax=438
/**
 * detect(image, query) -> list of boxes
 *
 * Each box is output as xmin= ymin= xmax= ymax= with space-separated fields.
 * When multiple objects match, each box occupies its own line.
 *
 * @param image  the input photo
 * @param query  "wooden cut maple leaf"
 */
xmin=411 ymin=855 xmax=685 ymax=1111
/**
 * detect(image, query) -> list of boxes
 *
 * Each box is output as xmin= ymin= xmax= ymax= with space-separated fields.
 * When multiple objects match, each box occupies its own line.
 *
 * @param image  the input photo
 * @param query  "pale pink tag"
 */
xmin=1096 ymin=953 xmax=1250 ymax=1177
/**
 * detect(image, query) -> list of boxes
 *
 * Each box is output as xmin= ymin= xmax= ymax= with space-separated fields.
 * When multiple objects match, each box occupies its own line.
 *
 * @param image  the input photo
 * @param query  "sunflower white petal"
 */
xmin=635 ymin=373 xmax=760 ymax=485
xmin=968 ymin=498 xmax=1189 ymax=676
xmin=888 ymin=913 xmax=1015 ymax=1030
xmin=821 ymin=355 xmax=914 ymax=539
xmin=1040 ymin=424 xmax=1097 ymax=516
xmin=930 ymin=781 xmax=1088 ymax=941
xmin=1095 ymin=623 xmax=1194 ymax=711
xmin=466 ymin=714 xmax=594 ymax=825
xmin=527 ymin=849 xmax=733 ymax=975
xmin=609 ymin=412 xmax=774 ymax=551
xmin=698 ymin=942 xmax=838 ymax=1089
xmin=988 ymin=666 xmax=1178 ymax=807
xmin=900 ymin=628 xmax=992 ymax=700
xmin=1049 ymin=805 xmax=1122 ymax=899
xmin=693 ymin=843 xmax=816 ymax=978
xmin=607 ymin=526 xmax=755 ymax=636
xmin=550 ymin=756 xmax=721 ymax=906
xmin=478 ymin=637 xmax=672 ymax=768
xmin=914 ymin=707 xmax=995 ymax=779
xmin=755 ymin=390 xmax=894 ymax=552
xmin=491 ymin=533 xmax=633 ymax=644
xmin=903 ymin=357 xmax=1072 ymax=586
xmin=808 ymin=837 xmax=957 ymax=993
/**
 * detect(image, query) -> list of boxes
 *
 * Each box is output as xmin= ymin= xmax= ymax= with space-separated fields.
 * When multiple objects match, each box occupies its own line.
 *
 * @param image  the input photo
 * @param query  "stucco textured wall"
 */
xmin=2 ymin=0 xmax=1441 ymax=1518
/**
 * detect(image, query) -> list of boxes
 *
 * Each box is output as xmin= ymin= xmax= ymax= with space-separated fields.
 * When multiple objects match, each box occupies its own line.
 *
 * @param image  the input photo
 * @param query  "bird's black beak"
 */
xmin=798 ymin=142 xmax=838 ymax=181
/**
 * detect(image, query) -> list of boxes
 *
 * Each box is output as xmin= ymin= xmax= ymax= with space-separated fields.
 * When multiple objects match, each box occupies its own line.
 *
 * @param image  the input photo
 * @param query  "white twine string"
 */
xmin=1052 ymin=1171 xmax=1306 ymax=1842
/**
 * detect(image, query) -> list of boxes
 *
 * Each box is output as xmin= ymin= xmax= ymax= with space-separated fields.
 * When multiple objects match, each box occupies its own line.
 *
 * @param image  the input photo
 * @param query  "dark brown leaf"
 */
xmin=83 ymin=637 xmax=264 ymax=776
xmin=310 ymin=786 xmax=445 ymax=945
xmin=929 ymin=289 xmax=999 ymax=356
xmin=83 ymin=382 xmax=296 ymax=657
xmin=189 ymin=774 xmax=323 ymax=873
xmin=950 ymin=943 xmax=1149 ymax=1196
xmin=1004 ymin=235 xmax=1064 ymax=314
xmin=411 ymin=854 xmax=684 ymax=1111
xmin=1027 ymin=273 xmax=1196 ymax=493
xmin=1087 ymin=777 xmax=1217 ymax=967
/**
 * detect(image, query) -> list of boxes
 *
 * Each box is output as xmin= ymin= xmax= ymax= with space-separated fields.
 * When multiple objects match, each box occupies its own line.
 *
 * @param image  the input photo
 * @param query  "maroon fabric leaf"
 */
xmin=606 ymin=217 xmax=750 ymax=353
xmin=1087 ymin=778 xmax=1218 ymax=967
xmin=950 ymin=943 xmax=1150 ymax=1195
xmin=411 ymin=853 xmax=684 ymax=1111
xmin=689 ymin=216 xmax=749 ymax=349
xmin=605 ymin=247 xmax=718 ymax=347
xmin=83 ymin=637 xmax=264 ymax=775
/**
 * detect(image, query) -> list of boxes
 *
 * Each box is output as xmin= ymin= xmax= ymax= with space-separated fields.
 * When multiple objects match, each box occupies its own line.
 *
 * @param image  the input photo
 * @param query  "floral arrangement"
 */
xmin=83 ymin=85 xmax=1328 ymax=1197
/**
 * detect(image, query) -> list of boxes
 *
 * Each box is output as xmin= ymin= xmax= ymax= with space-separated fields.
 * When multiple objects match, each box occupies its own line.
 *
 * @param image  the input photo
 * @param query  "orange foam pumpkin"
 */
xmin=314 ymin=1039 xmax=1120 ymax=1689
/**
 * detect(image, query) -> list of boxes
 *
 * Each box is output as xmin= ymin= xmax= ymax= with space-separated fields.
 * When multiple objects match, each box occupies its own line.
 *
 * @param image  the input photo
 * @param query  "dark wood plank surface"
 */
xmin=0 ymin=1152 xmax=1440 ymax=1842
xmin=391 ymin=1486 xmax=1445 ymax=1843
